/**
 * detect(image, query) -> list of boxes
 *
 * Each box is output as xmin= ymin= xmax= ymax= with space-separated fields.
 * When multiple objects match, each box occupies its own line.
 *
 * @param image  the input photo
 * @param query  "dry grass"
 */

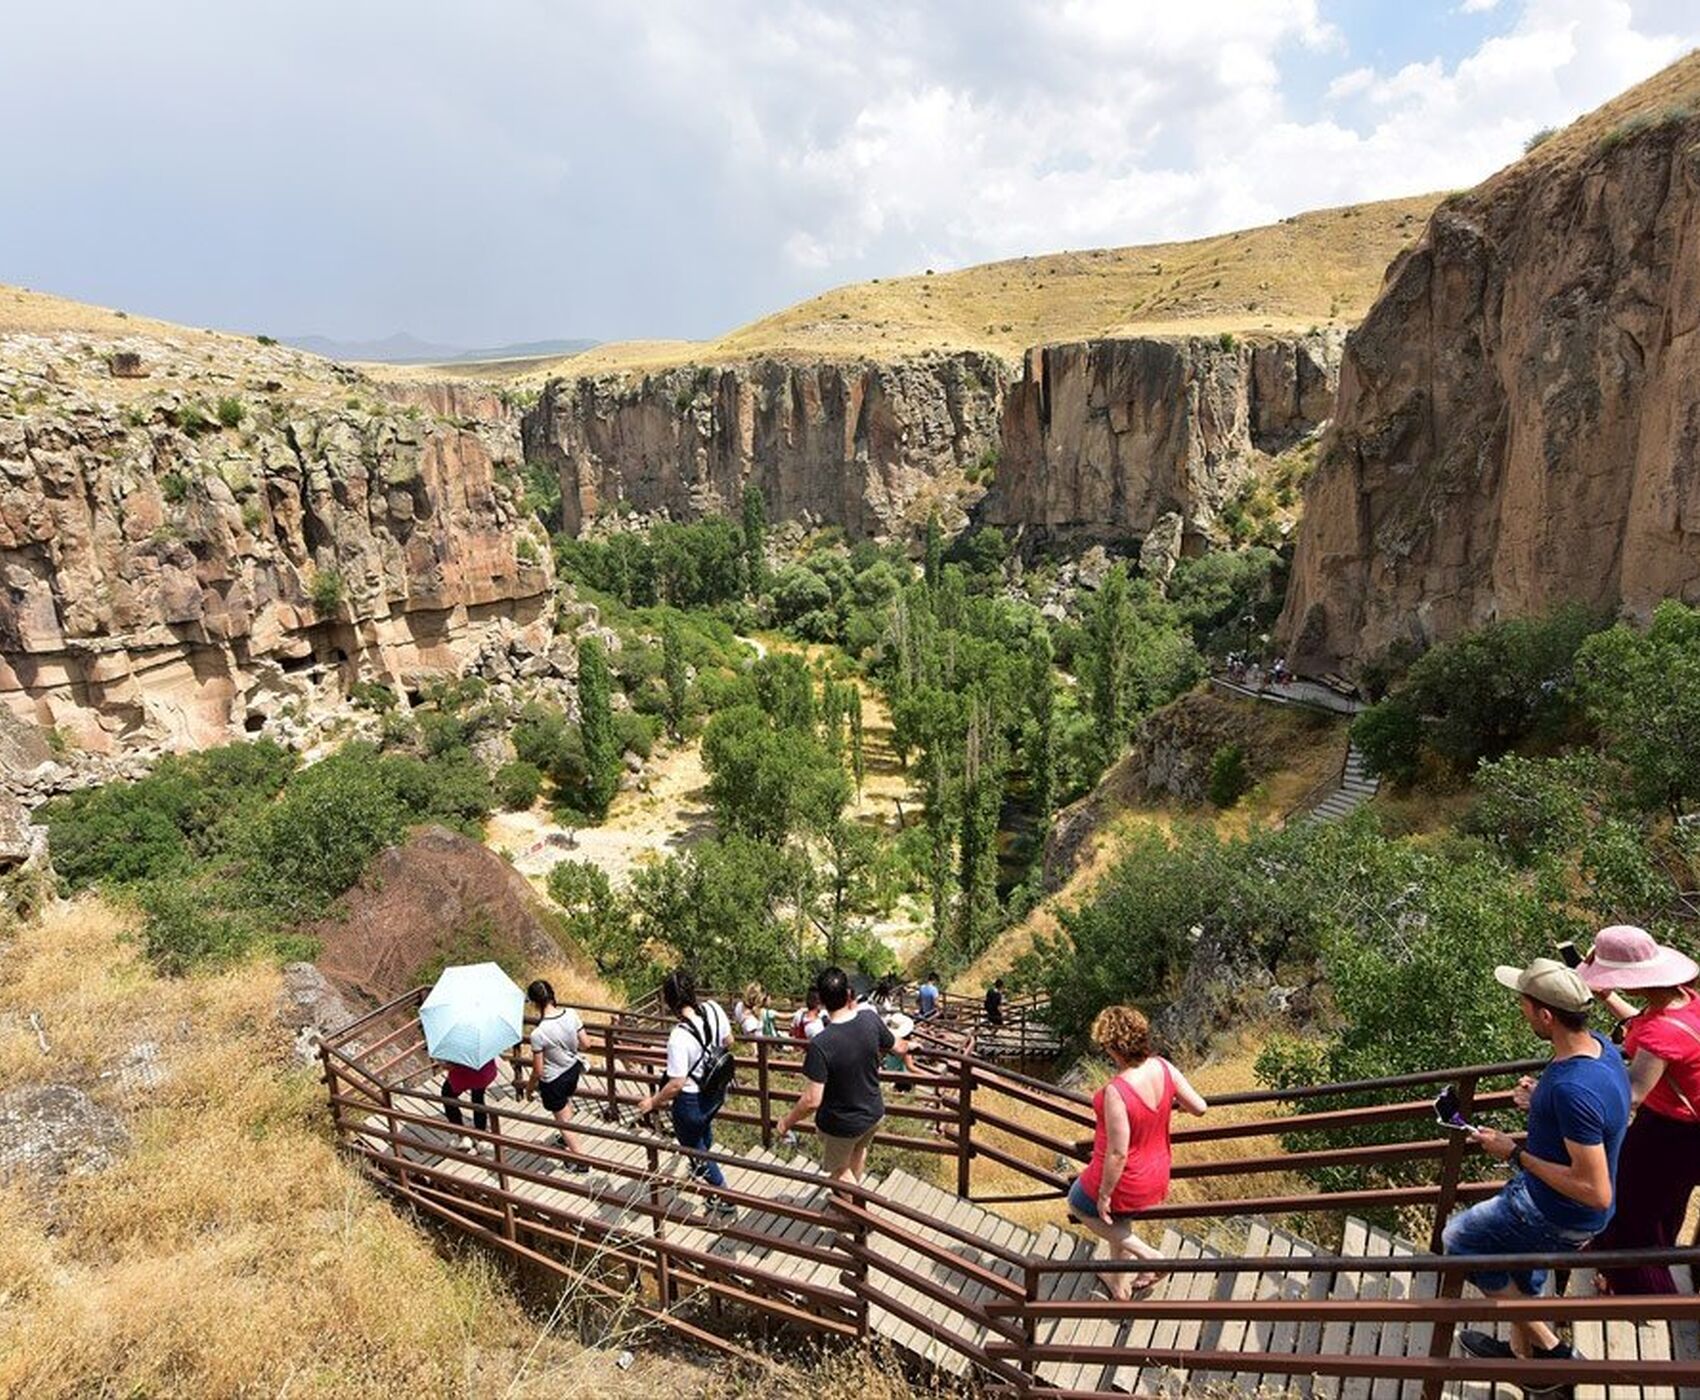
xmin=438 ymin=194 xmax=1439 ymax=384
xmin=0 ymin=898 xmax=685 ymax=1399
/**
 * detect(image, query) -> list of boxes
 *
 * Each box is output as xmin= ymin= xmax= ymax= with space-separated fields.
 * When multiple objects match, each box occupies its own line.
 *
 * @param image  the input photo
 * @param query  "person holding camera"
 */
xmin=1443 ymin=958 xmax=1630 ymax=1378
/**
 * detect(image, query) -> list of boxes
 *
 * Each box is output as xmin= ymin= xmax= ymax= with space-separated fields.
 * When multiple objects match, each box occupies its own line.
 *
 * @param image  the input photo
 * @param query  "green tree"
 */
xmin=1576 ymin=601 xmax=1700 ymax=816
xmin=1082 ymin=564 xmax=1135 ymax=758
xmin=577 ymin=637 xmax=621 ymax=820
xmin=955 ymin=694 xmax=1006 ymax=957
xmin=1027 ymin=630 xmax=1057 ymax=826
xmin=924 ymin=509 xmax=944 ymax=590
xmin=701 ymin=705 xmax=851 ymax=844
xmin=848 ymin=687 xmax=866 ymax=794
xmin=547 ymin=859 xmax=649 ymax=988
xmin=494 ymin=760 xmax=544 ymax=811
xmin=661 ymin=610 xmax=688 ymax=739
xmin=741 ymin=483 xmax=768 ymax=594
xmin=1206 ymin=744 xmax=1252 ymax=808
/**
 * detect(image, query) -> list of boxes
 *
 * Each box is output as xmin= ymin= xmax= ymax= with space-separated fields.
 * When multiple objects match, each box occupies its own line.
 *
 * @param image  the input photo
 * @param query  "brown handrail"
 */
xmin=323 ymin=993 xmax=1700 ymax=1395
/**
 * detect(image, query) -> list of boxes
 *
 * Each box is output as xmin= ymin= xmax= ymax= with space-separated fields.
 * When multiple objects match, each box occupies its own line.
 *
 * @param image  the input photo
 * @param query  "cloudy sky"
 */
xmin=3 ymin=0 xmax=1696 ymax=347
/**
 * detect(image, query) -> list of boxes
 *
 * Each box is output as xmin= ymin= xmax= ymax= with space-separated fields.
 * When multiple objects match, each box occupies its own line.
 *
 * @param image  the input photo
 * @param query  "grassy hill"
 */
xmin=504 ymin=193 xmax=1439 ymax=381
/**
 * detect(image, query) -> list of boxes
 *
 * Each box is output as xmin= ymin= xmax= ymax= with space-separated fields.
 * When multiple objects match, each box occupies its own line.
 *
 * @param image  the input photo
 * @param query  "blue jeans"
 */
xmin=1441 ymin=1174 xmax=1595 ymax=1295
xmin=1067 ymin=1177 xmax=1097 ymax=1218
xmin=671 ymin=1090 xmax=726 ymax=1188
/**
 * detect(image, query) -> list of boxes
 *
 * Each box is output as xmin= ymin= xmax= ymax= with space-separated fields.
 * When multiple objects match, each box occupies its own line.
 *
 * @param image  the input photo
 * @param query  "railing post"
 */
xmin=758 ymin=1036 xmax=773 ymax=1148
xmin=1422 ymin=1072 xmax=1478 ymax=1400
xmin=490 ymin=1109 xmax=516 ymax=1242
xmin=647 ymin=1139 xmax=673 ymax=1308
xmin=604 ymin=1021 xmax=619 ymax=1122
xmin=956 ymin=1054 xmax=974 ymax=1198
xmin=318 ymin=1042 xmax=343 ymax=1136
xmin=1018 ymin=1254 xmax=1040 ymax=1392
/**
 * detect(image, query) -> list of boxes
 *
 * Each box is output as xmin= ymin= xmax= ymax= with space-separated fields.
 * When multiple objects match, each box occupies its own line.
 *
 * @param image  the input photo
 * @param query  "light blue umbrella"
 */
xmin=419 ymin=962 xmax=525 ymax=1068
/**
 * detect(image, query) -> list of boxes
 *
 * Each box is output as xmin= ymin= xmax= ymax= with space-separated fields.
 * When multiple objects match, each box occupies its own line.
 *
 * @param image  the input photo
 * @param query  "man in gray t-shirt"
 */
xmin=776 ymin=966 xmax=910 ymax=1185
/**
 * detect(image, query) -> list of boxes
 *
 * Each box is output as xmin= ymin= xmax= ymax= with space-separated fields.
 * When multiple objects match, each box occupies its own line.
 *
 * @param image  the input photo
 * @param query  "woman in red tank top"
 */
xmin=1066 ymin=1005 xmax=1208 ymax=1299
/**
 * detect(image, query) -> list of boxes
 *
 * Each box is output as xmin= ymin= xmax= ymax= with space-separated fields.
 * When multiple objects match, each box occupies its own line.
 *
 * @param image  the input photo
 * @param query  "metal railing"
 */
xmin=321 ymin=988 xmax=1700 ymax=1397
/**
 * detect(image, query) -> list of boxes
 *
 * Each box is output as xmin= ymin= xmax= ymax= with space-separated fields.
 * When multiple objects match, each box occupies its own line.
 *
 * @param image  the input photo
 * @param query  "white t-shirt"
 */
xmin=803 ymin=1015 xmax=826 ymax=1041
xmin=530 ymin=1008 xmax=585 ymax=1082
xmin=665 ymin=1001 xmax=730 ymax=1094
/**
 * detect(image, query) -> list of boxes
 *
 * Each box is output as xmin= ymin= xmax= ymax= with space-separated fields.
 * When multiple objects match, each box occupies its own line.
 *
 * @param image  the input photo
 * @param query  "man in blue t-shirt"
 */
xmin=917 ymin=973 xmax=940 ymax=1021
xmin=1442 ymin=957 xmax=1630 ymax=1385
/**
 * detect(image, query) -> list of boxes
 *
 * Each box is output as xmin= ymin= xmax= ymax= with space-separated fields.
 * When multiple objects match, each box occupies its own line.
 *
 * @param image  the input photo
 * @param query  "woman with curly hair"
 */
xmin=1066 ymin=1004 xmax=1208 ymax=1299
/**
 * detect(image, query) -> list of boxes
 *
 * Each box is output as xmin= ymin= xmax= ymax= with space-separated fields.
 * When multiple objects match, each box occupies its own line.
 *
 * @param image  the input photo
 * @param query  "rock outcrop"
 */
xmin=1280 ymin=56 xmax=1700 ymax=673
xmin=985 ymin=333 xmax=1339 ymax=547
xmin=524 ymin=353 xmax=1009 ymax=539
xmin=0 ymin=330 xmax=553 ymax=751
xmin=528 ymin=333 xmax=1339 ymax=550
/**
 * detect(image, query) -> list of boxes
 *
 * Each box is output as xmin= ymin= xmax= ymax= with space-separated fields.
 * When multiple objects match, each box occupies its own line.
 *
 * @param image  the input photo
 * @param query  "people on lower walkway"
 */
xmin=738 ymin=981 xmax=777 ymax=1037
xmin=1445 ymin=957 xmax=1630 ymax=1373
xmin=917 ymin=972 xmax=941 ymax=1021
xmin=525 ymin=978 xmax=591 ymax=1174
xmin=791 ymin=986 xmax=827 ymax=1040
xmin=636 ymin=969 xmax=737 ymax=1221
xmin=985 ymin=978 xmax=1006 ymax=1027
xmin=440 ymin=1056 xmax=499 ymax=1156
xmin=776 ymin=965 xmax=911 ymax=1187
xmin=1067 ymin=1005 xmax=1207 ymax=1299
xmin=1575 ymin=925 xmax=1700 ymax=1295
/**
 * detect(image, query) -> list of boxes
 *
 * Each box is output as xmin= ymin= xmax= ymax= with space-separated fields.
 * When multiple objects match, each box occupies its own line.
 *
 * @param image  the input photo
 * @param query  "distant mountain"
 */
xmin=284 ymin=332 xmax=599 ymax=365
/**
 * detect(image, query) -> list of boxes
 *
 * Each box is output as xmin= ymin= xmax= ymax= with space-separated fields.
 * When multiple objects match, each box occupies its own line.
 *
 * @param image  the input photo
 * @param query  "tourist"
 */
xmin=1066 ymin=1005 xmax=1207 ymax=1299
xmin=524 ymin=979 xmax=591 ymax=1174
xmin=1576 ymin=925 xmax=1700 ymax=1295
xmin=985 ymin=978 xmax=1006 ymax=1027
xmin=1446 ymin=958 xmax=1630 ymax=1368
xmin=791 ymin=986 xmax=828 ymax=1041
xmin=917 ymin=972 xmax=941 ymax=1021
xmin=738 ymin=981 xmax=777 ymax=1037
xmin=776 ymin=965 xmax=911 ymax=1186
xmin=635 ymin=969 xmax=737 ymax=1221
xmin=440 ymin=1055 xmax=500 ymax=1157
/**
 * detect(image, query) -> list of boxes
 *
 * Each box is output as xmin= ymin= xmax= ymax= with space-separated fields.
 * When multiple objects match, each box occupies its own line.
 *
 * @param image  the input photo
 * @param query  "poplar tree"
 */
xmin=924 ymin=509 xmax=944 ymax=591
xmin=741 ymin=483 xmax=768 ymax=594
xmin=661 ymin=611 xmax=688 ymax=740
xmin=577 ymin=637 xmax=621 ymax=820
xmin=848 ymin=688 xmax=866 ymax=795
xmin=1027 ymin=629 xmax=1057 ymax=826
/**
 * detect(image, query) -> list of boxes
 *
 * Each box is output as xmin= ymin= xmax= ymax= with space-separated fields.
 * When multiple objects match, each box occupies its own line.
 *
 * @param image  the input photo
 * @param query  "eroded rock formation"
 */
xmin=1280 ymin=63 xmax=1700 ymax=673
xmin=984 ymin=333 xmax=1339 ymax=546
xmin=524 ymin=353 xmax=1009 ymax=539
xmin=0 ymin=331 xmax=552 ymax=751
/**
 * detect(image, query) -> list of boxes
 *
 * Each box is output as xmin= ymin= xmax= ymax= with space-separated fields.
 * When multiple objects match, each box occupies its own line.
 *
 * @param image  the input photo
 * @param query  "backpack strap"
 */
xmin=683 ymin=1004 xmax=721 ymax=1076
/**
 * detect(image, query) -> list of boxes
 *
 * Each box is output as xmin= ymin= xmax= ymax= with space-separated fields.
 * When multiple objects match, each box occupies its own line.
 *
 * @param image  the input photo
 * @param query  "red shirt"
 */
xmin=445 ymin=1060 xmax=499 ymax=1094
xmin=1077 ymin=1059 xmax=1177 ymax=1213
xmin=1625 ymin=993 xmax=1700 ymax=1122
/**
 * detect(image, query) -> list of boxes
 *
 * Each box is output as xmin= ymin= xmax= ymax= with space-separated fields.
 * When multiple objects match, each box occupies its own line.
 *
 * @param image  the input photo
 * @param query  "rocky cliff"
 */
xmin=1279 ymin=55 xmax=1700 ymax=673
xmin=523 ymin=353 xmax=1010 ymax=538
xmin=983 ymin=333 xmax=1339 ymax=549
xmin=0 ymin=326 xmax=552 ymax=752
xmin=527 ymin=332 xmax=1339 ymax=549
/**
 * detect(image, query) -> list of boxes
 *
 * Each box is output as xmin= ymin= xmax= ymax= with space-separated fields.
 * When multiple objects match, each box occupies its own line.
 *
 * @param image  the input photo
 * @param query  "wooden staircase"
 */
xmin=362 ymin=1086 xmax=1692 ymax=1398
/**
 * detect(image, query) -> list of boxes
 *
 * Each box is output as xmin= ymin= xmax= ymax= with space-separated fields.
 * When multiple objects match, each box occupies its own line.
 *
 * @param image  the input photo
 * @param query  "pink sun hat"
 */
xmin=1579 ymin=925 xmax=1700 ymax=991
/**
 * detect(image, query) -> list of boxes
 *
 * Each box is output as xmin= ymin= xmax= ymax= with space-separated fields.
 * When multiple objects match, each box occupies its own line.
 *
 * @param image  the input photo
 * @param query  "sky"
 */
xmin=2 ymin=0 xmax=1697 ymax=348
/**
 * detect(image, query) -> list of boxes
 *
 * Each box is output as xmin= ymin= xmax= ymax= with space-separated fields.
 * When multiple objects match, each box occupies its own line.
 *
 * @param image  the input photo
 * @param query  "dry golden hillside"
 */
xmin=491 ymin=193 xmax=1438 ymax=382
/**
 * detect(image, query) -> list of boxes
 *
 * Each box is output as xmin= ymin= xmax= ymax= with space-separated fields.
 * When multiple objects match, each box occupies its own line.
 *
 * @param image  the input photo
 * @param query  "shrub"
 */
xmin=613 ymin=710 xmax=657 ymax=759
xmin=168 ymin=402 xmax=215 ymax=436
xmin=1217 ymin=331 xmax=1237 ymax=351
xmin=215 ymin=396 xmax=245 ymax=428
xmin=1206 ymin=744 xmax=1252 ymax=808
xmin=309 ymin=568 xmax=344 ymax=615
xmin=1523 ymin=126 xmax=1557 ymax=153
xmin=494 ymin=760 xmax=544 ymax=811
xmin=1351 ymin=697 xmax=1423 ymax=786
xmin=350 ymin=680 xmax=398 ymax=712
xmin=255 ymin=334 xmax=278 ymax=346
xmin=1465 ymin=752 xmax=1599 ymax=864
xmin=161 ymin=470 xmax=190 ymax=505
xmin=240 ymin=500 xmax=263 ymax=532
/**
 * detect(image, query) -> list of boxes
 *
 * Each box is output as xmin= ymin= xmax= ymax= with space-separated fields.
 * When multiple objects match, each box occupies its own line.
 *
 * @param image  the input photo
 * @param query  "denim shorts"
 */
xmin=1066 ymin=1177 xmax=1098 ymax=1219
xmin=1440 ymin=1174 xmax=1595 ymax=1295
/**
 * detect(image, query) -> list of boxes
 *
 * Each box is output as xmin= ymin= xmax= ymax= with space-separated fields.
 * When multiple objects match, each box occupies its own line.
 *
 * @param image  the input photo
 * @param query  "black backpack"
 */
xmin=685 ymin=1003 xmax=735 ymax=1097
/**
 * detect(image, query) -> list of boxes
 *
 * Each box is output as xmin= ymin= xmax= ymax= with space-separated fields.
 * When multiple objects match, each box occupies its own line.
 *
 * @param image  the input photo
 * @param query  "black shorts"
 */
xmin=538 ymin=1061 xmax=583 ymax=1112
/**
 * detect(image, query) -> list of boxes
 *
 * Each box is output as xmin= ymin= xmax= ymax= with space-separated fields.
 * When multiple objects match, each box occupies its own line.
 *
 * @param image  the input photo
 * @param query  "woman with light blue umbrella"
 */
xmin=420 ymin=963 xmax=525 ymax=1156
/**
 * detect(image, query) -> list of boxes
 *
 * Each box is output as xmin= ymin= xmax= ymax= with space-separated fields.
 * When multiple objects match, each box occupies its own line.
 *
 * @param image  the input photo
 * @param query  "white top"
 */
xmin=530 ymin=1008 xmax=585 ymax=1082
xmin=665 ymin=1000 xmax=730 ymax=1094
xmin=739 ymin=1009 xmax=763 ymax=1035
xmin=804 ymin=1014 xmax=826 ymax=1040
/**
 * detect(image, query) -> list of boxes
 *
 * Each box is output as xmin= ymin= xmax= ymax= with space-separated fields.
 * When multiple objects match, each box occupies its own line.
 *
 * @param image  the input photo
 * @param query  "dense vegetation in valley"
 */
xmin=1025 ymin=602 xmax=1700 ymax=1130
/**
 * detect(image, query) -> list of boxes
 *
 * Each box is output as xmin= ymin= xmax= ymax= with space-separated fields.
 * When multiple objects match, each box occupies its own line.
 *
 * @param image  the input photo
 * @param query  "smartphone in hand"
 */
xmin=1434 ymin=1085 xmax=1479 ymax=1134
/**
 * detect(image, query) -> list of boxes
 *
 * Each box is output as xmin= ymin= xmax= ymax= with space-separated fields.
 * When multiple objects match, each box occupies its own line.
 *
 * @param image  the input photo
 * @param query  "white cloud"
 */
xmin=0 ymin=0 xmax=1696 ymax=342
xmin=1461 ymin=0 xmax=1501 ymax=13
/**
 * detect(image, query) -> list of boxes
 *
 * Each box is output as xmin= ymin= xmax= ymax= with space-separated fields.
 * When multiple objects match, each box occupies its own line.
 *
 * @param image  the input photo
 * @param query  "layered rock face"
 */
xmin=523 ymin=353 xmax=1010 ymax=538
xmin=0 ymin=332 xmax=552 ymax=751
xmin=983 ymin=333 xmax=1339 ymax=547
xmin=1280 ymin=100 xmax=1700 ymax=673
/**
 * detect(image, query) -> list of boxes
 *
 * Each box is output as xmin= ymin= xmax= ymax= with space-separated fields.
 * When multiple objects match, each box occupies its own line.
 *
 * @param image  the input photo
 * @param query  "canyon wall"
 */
xmin=0 ymin=332 xmax=552 ymax=753
xmin=523 ymin=354 xmax=1010 ymax=539
xmin=1279 ymin=95 xmax=1700 ymax=674
xmin=983 ymin=333 xmax=1338 ymax=546
xmin=527 ymin=333 xmax=1339 ymax=548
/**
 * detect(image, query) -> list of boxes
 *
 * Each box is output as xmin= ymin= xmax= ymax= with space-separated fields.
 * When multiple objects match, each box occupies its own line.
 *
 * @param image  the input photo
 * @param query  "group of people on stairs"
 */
xmin=429 ymin=921 xmax=1698 ymax=1395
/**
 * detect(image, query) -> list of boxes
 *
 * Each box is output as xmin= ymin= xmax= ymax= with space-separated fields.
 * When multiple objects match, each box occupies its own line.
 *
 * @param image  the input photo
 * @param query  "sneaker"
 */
xmin=1457 ymin=1331 xmax=1515 ymax=1359
xmin=455 ymin=1134 xmax=476 ymax=1155
xmin=1526 ymin=1342 xmax=1579 ymax=1400
xmin=705 ymin=1198 xmax=738 ymax=1222
xmin=561 ymin=1160 xmax=591 ymax=1175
